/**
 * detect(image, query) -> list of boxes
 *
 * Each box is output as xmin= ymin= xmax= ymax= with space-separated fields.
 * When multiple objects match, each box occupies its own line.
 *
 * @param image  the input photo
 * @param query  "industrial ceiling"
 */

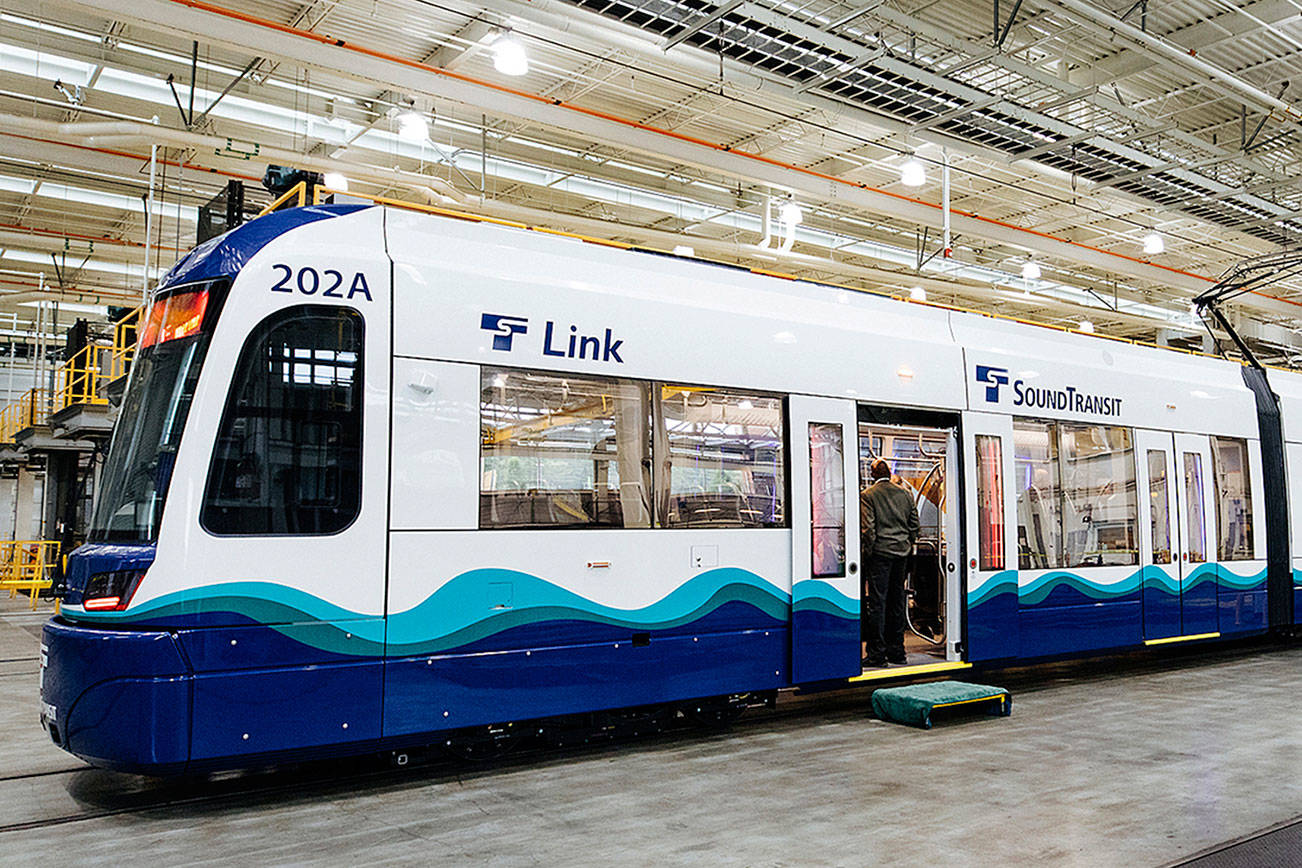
xmin=3 ymin=0 xmax=1302 ymax=363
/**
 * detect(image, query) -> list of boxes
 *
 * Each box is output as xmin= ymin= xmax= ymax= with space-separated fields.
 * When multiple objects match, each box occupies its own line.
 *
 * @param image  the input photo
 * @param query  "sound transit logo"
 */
xmin=481 ymin=314 xmax=528 ymax=351
xmin=975 ymin=365 xmax=1010 ymax=402
xmin=975 ymin=364 xmax=1123 ymax=417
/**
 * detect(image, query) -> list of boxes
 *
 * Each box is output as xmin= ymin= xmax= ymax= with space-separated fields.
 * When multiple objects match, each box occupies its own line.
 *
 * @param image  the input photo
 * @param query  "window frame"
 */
xmin=808 ymin=421 xmax=846 ymax=578
xmin=1210 ymin=435 xmax=1255 ymax=562
xmin=974 ymin=434 xmax=1005 ymax=572
xmin=200 ymin=304 xmax=365 ymax=538
xmin=1012 ymin=418 xmax=1140 ymax=570
xmin=476 ymin=365 xmax=789 ymax=531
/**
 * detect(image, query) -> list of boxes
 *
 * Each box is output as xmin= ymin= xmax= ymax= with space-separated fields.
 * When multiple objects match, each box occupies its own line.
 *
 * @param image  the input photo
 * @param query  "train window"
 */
xmin=201 ymin=306 xmax=363 ymax=536
xmin=974 ymin=435 xmax=1004 ymax=571
xmin=1014 ymin=421 xmax=1138 ymax=569
xmin=809 ymin=422 xmax=845 ymax=578
xmin=1147 ymin=450 xmax=1172 ymax=565
xmin=1059 ymin=425 xmax=1137 ymax=568
xmin=1183 ymin=452 xmax=1207 ymax=564
xmin=1013 ymin=420 xmax=1061 ymax=570
xmin=1211 ymin=437 xmax=1255 ymax=561
xmin=480 ymin=369 xmax=652 ymax=529
xmin=657 ymin=388 xmax=785 ymax=529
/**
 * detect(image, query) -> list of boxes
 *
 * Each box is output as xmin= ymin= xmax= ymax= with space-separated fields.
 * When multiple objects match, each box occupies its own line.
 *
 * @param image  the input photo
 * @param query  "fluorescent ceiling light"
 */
xmin=322 ymin=172 xmax=349 ymax=192
xmin=493 ymin=36 xmax=529 ymax=76
xmin=1021 ymin=261 xmax=1042 ymax=280
xmin=900 ymin=158 xmax=927 ymax=187
xmin=396 ymin=111 xmax=429 ymax=143
xmin=17 ymin=301 xmax=107 ymax=316
xmin=909 ymin=286 xmax=927 ymax=301
xmin=672 ymin=245 xmax=695 ymax=257
xmin=1078 ymin=319 xmax=1094 ymax=333
xmin=1143 ymin=233 xmax=1165 ymax=255
xmin=779 ymin=201 xmax=803 ymax=227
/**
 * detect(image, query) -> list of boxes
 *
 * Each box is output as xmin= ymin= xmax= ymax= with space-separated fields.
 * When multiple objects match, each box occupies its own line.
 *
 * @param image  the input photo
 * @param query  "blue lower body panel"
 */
xmin=1218 ymin=589 xmax=1267 ymax=635
xmin=966 ymin=571 xmax=1018 ymax=662
xmin=790 ymin=581 xmax=860 ymax=682
xmin=191 ymin=661 xmax=383 ymax=760
xmin=1141 ymin=578 xmax=1181 ymax=641
xmin=42 ymin=617 xmax=384 ymax=773
xmin=1183 ymin=573 xmax=1219 ymax=635
xmin=385 ymin=627 xmax=785 ymax=736
xmin=41 ymin=619 xmax=191 ymax=773
xmin=1019 ymin=601 xmax=1142 ymax=658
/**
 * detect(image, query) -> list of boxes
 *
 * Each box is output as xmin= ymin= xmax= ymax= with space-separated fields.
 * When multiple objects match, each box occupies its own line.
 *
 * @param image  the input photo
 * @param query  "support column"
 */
xmin=13 ymin=463 xmax=41 ymax=541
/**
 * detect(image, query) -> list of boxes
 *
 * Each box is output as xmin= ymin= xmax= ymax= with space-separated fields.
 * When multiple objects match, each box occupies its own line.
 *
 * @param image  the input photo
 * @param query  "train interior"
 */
xmin=858 ymin=419 xmax=962 ymax=672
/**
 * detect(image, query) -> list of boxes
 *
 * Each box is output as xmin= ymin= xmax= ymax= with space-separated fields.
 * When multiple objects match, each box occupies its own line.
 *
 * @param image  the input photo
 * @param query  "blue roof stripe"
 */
xmin=159 ymin=203 xmax=372 ymax=289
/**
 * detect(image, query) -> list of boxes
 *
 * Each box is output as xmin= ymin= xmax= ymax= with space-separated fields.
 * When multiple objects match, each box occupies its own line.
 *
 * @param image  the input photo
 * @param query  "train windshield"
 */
xmin=89 ymin=282 xmax=219 ymax=543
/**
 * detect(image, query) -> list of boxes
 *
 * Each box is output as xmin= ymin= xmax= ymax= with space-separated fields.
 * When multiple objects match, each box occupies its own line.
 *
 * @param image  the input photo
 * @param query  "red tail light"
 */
xmin=82 ymin=570 xmax=146 ymax=612
xmin=139 ymin=289 xmax=210 ymax=349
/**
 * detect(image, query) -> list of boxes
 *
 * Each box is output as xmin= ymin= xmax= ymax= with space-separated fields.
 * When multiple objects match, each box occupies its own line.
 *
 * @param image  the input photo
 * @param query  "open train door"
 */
xmin=789 ymin=395 xmax=862 ymax=683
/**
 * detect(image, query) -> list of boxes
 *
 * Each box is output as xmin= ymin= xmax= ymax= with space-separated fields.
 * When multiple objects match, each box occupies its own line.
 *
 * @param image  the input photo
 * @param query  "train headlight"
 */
xmin=82 ymin=570 xmax=146 ymax=612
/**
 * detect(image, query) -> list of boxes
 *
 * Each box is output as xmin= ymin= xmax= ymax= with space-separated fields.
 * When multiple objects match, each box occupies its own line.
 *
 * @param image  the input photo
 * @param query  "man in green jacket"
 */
xmin=860 ymin=458 xmax=921 ymax=666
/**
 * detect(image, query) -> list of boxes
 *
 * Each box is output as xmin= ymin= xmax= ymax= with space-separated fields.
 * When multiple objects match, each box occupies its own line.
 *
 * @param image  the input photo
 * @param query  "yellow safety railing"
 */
xmin=0 ymin=305 xmax=144 ymax=444
xmin=258 ymin=180 xmax=309 ymax=217
xmin=59 ymin=343 xmax=103 ymax=409
xmin=0 ymin=540 xmax=60 ymax=611
xmin=108 ymin=304 xmax=141 ymax=382
xmin=0 ymin=388 xmax=49 ymax=443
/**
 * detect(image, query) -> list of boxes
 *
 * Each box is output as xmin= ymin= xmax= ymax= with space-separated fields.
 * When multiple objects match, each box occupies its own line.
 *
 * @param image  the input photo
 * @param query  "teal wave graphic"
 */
xmin=1018 ymin=569 xmax=1142 ymax=606
xmin=386 ymin=567 xmax=789 ymax=653
xmin=792 ymin=580 xmax=859 ymax=619
xmin=1140 ymin=565 xmax=1181 ymax=596
xmin=970 ymin=562 xmax=1264 ymax=608
xmin=968 ymin=570 xmax=1016 ymax=607
xmin=73 ymin=567 xmax=790 ymax=657
xmin=1217 ymin=564 xmax=1267 ymax=591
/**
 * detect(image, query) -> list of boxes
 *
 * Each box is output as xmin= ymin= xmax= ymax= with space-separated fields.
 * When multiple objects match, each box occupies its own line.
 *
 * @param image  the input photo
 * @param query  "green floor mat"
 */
xmin=871 ymin=681 xmax=1012 ymax=729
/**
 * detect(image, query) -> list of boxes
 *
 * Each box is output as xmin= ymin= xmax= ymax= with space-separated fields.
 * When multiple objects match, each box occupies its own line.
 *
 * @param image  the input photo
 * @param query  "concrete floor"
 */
xmin=1 ymin=594 xmax=1300 ymax=867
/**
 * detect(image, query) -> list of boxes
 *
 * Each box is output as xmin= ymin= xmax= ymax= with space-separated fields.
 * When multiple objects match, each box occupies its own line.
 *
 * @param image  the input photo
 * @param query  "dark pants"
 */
xmin=862 ymin=554 xmax=907 ymax=661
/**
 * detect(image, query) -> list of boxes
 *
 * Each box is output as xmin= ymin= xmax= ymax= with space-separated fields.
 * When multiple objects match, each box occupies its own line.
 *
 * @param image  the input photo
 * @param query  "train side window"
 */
xmin=974 ymin=434 xmax=1004 ymax=571
xmin=1210 ymin=437 xmax=1254 ymax=561
xmin=1059 ymin=424 xmax=1138 ymax=568
xmin=1012 ymin=420 xmax=1061 ymax=570
xmin=809 ymin=422 xmax=845 ymax=578
xmin=1183 ymin=452 xmax=1207 ymax=564
xmin=657 ymin=388 xmax=785 ymax=529
xmin=202 ymin=306 xmax=364 ymax=536
xmin=480 ymin=368 xmax=652 ymax=529
xmin=1147 ymin=450 xmax=1172 ymax=565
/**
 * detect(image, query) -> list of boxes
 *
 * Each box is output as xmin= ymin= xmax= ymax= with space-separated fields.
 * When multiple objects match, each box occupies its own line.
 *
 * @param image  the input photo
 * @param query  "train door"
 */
xmin=1173 ymin=434 xmax=1218 ymax=636
xmin=857 ymin=420 xmax=962 ymax=666
xmin=1136 ymin=431 xmax=1181 ymax=639
xmin=962 ymin=412 xmax=1017 ymax=661
xmin=789 ymin=395 xmax=862 ymax=683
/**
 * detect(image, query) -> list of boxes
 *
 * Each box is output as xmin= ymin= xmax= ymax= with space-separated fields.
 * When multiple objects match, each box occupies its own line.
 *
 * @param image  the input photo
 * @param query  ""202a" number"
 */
xmin=270 ymin=264 xmax=373 ymax=301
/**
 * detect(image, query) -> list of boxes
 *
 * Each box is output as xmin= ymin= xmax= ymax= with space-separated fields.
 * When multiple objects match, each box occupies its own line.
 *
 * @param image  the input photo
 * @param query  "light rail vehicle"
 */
xmin=37 ymin=199 xmax=1302 ymax=774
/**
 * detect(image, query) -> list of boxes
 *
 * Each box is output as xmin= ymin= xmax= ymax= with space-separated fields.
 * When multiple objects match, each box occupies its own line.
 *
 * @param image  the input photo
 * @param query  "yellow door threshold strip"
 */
xmin=1143 ymin=632 xmax=1220 ymax=646
xmin=849 ymin=660 xmax=972 ymax=682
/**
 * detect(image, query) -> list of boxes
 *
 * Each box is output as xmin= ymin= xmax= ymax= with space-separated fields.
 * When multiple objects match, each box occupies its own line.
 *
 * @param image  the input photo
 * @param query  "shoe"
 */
xmin=862 ymin=656 xmax=888 ymax=668
xmin=886 ymin=655 xmax=908 ymax=665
